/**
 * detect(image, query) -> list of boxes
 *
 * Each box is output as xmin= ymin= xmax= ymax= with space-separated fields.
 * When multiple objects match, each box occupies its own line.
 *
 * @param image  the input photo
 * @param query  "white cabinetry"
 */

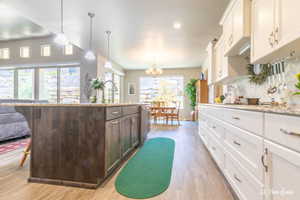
xmin=251 ymin=0 xmax=300 ymax=64
xmin=264 ymin=141 xmax=300 ymax=200
xmin=199 ymin=105 xmax=300 ymax=200
xmin=214 ymin=36 xmax=248 ymax=83
xmin=221 ymin=0 xmax=251 ymax=56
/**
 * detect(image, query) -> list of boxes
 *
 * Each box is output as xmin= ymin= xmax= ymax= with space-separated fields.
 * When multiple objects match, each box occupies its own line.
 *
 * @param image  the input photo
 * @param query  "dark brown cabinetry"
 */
xmin=12 ymin=104 xmax=151 ymax=189
xmin=105 ymin=119 xmax=121 ymax=175
xmin=131 ymin=114 xmax=140 ymax=147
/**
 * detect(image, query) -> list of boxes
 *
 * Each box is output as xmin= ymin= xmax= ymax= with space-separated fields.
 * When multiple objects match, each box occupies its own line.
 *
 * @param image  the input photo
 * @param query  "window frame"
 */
xmin=0 ymin=65 xmax=80 ymax=103
xmin=0 ymin=48 xmax=10 ymax=59
xmin=20 ymin=46 xmax=31 ymax=58
xmin=64 ymin=44 xmax=73 ymax=55
xmin=139 ymin=76 xmax=184 ymax=108
xmin=41 ymin=44 xmax=51 ymax=57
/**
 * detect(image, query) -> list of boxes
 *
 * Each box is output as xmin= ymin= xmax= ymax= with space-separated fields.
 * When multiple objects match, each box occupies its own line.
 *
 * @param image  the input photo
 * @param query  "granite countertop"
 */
xmin=199 ymin=103 xmax=300 ymax=117
xmin=0 ymin=103 xmax=143 ymax=107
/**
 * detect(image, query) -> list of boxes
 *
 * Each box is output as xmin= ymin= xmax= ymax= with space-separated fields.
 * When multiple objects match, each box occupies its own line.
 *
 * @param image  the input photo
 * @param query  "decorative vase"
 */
xmin=90 ymin=96 xmax=97 ymax=103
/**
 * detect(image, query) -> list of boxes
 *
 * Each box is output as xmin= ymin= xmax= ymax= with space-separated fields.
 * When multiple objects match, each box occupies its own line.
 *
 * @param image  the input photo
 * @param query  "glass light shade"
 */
xmin=104 ymin=61 xmax=112 ymax=69
xmin=54 ymin=33 xmax=69 ymax=46
xmin=253 ymin=64 xmax=262 ymax=75
xmin=85 ymin=50 xmax=96 ymax=60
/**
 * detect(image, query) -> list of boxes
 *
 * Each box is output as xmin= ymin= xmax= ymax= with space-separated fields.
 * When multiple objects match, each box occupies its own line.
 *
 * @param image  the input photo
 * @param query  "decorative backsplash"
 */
xmin=225 ymin=58 xmax=300 ymax=105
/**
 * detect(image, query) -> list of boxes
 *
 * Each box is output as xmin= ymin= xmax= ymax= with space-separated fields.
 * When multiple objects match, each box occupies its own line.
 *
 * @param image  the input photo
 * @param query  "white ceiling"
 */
xmin=0 ymin=4 xmax=51 ymax=41
xmin=0 ymin=0 xmax=230 ymax=69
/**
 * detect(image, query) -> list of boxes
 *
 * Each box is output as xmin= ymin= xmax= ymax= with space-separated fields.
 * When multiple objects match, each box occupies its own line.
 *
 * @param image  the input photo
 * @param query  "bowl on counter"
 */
xmin=247 ymin=98 xmax=260 ymax=105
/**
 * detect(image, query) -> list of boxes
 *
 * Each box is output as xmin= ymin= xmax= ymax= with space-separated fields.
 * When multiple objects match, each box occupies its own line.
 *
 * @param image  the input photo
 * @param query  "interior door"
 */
xmin=276 ymin=0 xmax=300 ymax=48
xmin=251 ymin=0 xmax=276 ymax=63
xmin=264 ymin=140 xmax=300 ymax=200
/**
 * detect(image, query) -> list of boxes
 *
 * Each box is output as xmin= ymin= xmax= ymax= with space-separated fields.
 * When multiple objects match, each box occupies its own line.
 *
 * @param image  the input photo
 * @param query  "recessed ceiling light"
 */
xmin=173 ymin=22 xmax=182 ymax=29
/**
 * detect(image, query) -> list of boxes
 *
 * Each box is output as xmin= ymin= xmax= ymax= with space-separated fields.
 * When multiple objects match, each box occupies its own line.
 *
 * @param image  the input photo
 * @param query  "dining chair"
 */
xmin=167 ymin=102 xmax=181 ymax=125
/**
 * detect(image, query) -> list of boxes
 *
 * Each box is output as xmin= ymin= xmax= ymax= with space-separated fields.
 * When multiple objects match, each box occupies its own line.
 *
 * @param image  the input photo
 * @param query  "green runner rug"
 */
xmin=115 ymin=137 xmax=175 ymax=199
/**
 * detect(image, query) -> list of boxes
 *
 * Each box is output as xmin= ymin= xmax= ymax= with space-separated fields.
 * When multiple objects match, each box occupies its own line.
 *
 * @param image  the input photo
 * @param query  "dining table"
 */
xmin=150 ymin=106 xmax=177 ymax=124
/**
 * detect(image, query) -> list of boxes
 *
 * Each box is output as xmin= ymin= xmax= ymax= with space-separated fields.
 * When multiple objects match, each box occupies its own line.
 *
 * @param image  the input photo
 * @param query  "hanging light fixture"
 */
xmin=85 ymin=12 xmax=96 ymax=61
xmin=104 ymin=30 xmax=112 ymax=69
xmin=145 ymin=64 xmax=163 ymax=76
xmin=54 ymin=0 xmax=69 ymax=45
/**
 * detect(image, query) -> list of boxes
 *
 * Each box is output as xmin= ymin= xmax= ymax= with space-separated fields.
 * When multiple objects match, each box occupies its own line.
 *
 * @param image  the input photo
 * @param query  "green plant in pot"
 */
xmin=185 ymin=79 xmax=197 ymax=121
xmin=294 ymin=73 xmax=300 ymax=95
xmin=90 ymin=78 xmax=105 ymax=103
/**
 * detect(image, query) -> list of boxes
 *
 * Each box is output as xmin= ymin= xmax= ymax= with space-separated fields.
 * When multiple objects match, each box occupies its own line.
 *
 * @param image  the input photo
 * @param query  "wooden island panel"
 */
xmin=11 ymin=104 xmax=150 ymax=189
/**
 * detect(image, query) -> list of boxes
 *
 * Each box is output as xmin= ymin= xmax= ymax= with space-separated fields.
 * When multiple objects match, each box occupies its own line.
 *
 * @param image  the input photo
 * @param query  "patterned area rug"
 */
xmin=0 ymin=138 xmax=29 ymax=155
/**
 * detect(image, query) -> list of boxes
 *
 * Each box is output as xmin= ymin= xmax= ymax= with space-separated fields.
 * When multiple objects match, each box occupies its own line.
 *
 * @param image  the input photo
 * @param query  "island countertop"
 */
xmin=0 ymin=103 xmax=144 ymax=107
xmin=199 ymin=103 xmax=300 ymax=117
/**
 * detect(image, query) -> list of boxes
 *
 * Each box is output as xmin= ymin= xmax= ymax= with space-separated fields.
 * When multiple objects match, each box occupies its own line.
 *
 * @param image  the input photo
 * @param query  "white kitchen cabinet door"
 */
xmin=251 ymin=0 xmax=276 ymax=63
xmin=264 ymin=141 xmax=300 ymax=200
xmin=223 ymin=11 xmax=233 ymax=55
xmin=232 ymin=0 xmax=244 ymax=45
xmin=276 ymin=0 xmax=300 ymax=49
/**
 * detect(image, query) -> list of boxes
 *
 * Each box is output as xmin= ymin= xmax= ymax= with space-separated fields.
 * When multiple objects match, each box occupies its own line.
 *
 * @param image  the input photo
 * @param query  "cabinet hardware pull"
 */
xmin=268 ymin=31 xmax=274 ymax=47
xmin=261 ymin=149 xmax=268 ymax=172
xmin=233 ymin=141 xmax=241 ymax=146
xmin=111 ymin=121 xmax=119 ymax=125
xmin=280 ymin=128 xmax=300 ymax=137
xmin=212 ymin=126 xmax=216 ymax=129
xmin=232 ymin=116 xmax=240 ymax=120
xmin=234 ymin=174 xmax=242 ymax=183
xmin=112 ymin=111 xmax=120 ymax=115
xmin=212 ymin=146 xmax=216 ymax=151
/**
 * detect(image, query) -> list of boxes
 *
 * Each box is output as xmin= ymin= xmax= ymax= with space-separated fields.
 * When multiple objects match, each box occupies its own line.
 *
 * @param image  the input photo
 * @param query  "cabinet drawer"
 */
xmin=223 ymin=109 xmax=263 ymax=135
xmin=224 ymin=123 xmax=264 ymax=182
xmin=199 ymin=124 xmax=209 ymax=147
xmin=106 ymin=107 xmax=123 ymax=120
xmin=265 ymin=113 xmax=300 ymax=153
xmin=206 ymin=115 xmax=225 ymax=142
xmin=224 ymin=152 xmax=263 ymax=200
xmin=208 ymin=133 xmax=225 ymax=169
xmin=122 ymin=106 xmax=139 ymax=115
xmin=199 ymin=106 xmax=224 ymax=120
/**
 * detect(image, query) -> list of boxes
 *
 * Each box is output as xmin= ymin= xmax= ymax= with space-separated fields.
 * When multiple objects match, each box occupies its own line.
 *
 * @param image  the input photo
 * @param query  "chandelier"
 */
xmin=145 ymin=64 xmax=163 ymax=76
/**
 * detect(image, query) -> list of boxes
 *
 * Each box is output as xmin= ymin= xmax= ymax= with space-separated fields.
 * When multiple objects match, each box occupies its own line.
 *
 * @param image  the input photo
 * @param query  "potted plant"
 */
xmin=294 ymin=73 xmax=300 ymax=95
xmin=185 ymin=79 xmax=198 ymax=121
xmin=90 ymin=78 xmax=105 ymax=103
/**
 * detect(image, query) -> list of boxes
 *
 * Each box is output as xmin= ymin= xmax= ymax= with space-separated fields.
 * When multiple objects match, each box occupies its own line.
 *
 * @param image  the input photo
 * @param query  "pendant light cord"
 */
xmin=60 ymin=0 xmax=64 ymax=33
xmin=106 ymin=31 xmax=111 ymax=60
xmin=89 ymin=15 xmax=93 ymax=49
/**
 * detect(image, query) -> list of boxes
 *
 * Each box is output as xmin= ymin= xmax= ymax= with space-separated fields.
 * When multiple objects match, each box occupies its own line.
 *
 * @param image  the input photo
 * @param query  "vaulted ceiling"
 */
xmin=0 ymin=0 xmax=230 ymax=69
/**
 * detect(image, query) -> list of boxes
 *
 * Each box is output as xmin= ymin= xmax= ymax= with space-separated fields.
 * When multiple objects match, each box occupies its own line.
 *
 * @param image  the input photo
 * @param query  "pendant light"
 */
xmin=104 ymin=30 xmax=112 ymax=69
xmin=54 ymin=0 xmax=69 ymax=45
xmin=85 ymin=12 xmax=96 ymax=61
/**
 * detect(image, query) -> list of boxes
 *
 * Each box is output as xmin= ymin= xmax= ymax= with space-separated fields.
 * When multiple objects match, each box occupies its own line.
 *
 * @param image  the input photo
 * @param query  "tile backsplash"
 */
xmin=224 ymin=58 xmax=300 ymax=105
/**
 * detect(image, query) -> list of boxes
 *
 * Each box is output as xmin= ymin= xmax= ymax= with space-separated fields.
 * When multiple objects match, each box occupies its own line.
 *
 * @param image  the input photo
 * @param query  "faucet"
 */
xmin=102 ymin=80 xmax=118 ymax=104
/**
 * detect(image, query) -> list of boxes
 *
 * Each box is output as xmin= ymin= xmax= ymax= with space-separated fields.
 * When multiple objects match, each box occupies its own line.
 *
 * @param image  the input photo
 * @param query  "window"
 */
xmin=18 ymin=69 xmax=34 ymax=99
xmin=20 ymin=46 xmax=30 ymax=58
xmin=39 ymin=68 xmax=58 ymax=103
xmin=0 ymin=48 xmax=10 ymax=59
xmin=41 ymin=45 xmax=51 ymax=57
xmin=139 ymin=76 xmax=184 ymax=108
xmin=113 ymin=74 xmax=121 ymax=103
xmin=60 ymin=67 xmax=80 ymax=103
xmin=0 ymin=70 xmax=14 ymax=98
xmin=64 ymin=44 xmax=73 ymax=55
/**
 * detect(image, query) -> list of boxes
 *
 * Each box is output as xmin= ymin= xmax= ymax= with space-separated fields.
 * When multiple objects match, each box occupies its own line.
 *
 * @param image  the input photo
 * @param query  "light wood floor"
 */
xmin=0 ymin=122 xmax=234 ymax=200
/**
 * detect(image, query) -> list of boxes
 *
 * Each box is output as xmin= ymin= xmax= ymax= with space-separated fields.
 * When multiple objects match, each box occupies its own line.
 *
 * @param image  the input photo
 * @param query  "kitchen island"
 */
xmin=2 ymin=104 xmax=150 ymax=189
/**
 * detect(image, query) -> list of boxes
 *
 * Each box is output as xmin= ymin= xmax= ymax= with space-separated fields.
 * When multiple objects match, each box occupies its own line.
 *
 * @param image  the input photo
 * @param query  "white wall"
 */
xmin=124 ymin=67 xmax=202 ymax=120
xmin=0 ymin=36 xmax=98 ymax=102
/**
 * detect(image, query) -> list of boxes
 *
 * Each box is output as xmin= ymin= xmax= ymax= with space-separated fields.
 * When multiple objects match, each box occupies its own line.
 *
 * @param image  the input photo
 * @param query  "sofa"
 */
xmin=0 ymin=99 xmax=48 ymax=142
